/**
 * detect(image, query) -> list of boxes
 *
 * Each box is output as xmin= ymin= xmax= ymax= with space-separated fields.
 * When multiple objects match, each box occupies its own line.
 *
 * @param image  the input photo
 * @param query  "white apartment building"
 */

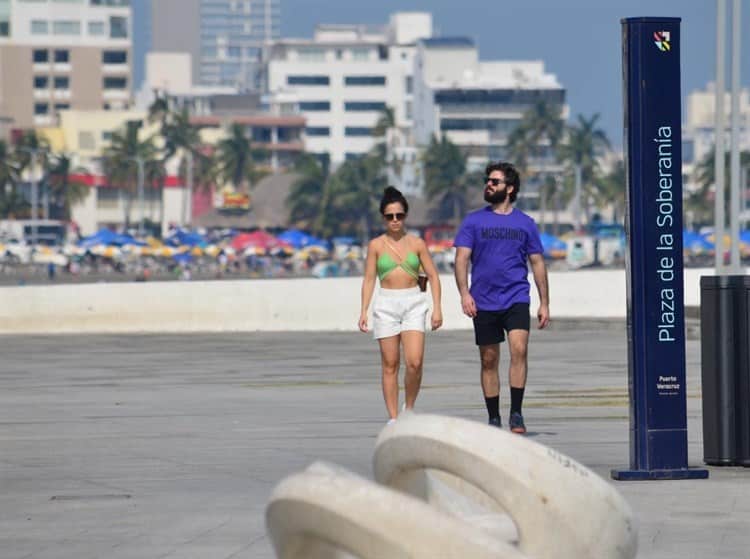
xmin=413 ymin=37 xmax=568 ymax=174
xmin=266 ymin=11 xmax=432 ymax=191
xmin=0 ymin=0 xmax=132 ymax=133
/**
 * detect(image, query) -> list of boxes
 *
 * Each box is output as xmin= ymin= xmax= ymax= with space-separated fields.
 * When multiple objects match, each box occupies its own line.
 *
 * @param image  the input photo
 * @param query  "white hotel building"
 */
xmin=266 ymin=12 xmax=431 ymax=192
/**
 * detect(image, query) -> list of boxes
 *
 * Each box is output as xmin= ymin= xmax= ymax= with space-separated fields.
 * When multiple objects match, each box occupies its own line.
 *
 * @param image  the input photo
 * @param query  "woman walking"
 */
xmin=359 ymin=186 xmax=443 ymax=424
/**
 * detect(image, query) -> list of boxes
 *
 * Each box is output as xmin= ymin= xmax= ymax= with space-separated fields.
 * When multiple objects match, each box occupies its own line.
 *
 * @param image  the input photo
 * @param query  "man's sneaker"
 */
xmin=509 ymin=412 xmax=526 ymax=434
xmin=488 ymin=416 xmax=502 ymax=428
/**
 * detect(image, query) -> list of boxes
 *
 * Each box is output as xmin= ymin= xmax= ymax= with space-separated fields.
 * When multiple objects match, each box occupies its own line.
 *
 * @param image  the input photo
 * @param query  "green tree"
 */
xmin=594 ymin=159 xmax=626 ymax=224
xmin=102 ymin=120 xmax=164 ymax=229
xmin=422 ymin=135 xmax=467 ymax=223
xmin=286 ymin=153 xmax=329 ymax=232
xmin=45 ymin=153 xmax=90 ymax=220
xmin=690 ymin=149 xmax=750 ymax=228
xmin=215 ymin=123 xmax=267 ymax=192
xmin=507 ymin=99 xmax=564 ymax=231
xmin=558 ymin=113 xmax=610 ymax=229
xmin=0 ymin=140 xmax=24 ymax=218
xmin=317 ymin=153 xmax=387 ymax=240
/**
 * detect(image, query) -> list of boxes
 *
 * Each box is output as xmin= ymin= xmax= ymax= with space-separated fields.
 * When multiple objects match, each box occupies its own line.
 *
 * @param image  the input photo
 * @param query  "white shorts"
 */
xmin=372 ymin=287 xmax=429 ymax=340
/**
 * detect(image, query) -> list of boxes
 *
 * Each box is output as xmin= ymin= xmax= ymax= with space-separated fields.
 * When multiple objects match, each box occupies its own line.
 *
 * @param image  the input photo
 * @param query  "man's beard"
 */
xmin=484 ymin=188 xmax=508 ymax=204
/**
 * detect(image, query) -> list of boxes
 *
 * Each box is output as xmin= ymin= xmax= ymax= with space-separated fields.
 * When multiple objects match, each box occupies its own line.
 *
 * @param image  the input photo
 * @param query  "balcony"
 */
xmin=102 ymin=64 xmax=129 ymax=74
xmin=53 ymin=89 xmax=72 ymax=100
xmin=102 ymin=89 xmax=129 ymax=101
xmin=33 ymin=90 xmax=51 ymax=100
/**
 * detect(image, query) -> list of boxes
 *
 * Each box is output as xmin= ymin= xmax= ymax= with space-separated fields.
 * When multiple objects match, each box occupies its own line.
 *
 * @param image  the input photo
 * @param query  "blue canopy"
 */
xmin=78 ymin=228 xmax=146 ymax=248
xmin=165 ymin=229 xmax=207 ymax=247
xmin=277 ymin=229 xmax=329 ymax=249
xmin=539 ymin=232 xmax=566 ymax=257
xmin=173 ymin=253 xmax=193 ymax=264
xmin=683 ymin=230 xmax=714 ymax=253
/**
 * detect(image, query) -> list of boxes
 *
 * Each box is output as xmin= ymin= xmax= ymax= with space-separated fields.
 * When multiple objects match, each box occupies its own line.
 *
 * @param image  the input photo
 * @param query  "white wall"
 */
xmin=0 ymin=269 xmax=716 ymax=334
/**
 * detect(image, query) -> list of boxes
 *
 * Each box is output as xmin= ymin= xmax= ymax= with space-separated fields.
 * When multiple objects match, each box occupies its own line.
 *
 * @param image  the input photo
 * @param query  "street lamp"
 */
xmin=17 ymin=146 xmax=48 ymax=246
xmin=184 ymin=150 xmax=194 ymax=228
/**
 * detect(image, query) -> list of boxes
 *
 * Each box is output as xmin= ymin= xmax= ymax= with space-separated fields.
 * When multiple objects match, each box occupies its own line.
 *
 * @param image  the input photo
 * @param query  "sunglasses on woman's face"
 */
xmin=383 ymin=212 xmax=406 ymax=221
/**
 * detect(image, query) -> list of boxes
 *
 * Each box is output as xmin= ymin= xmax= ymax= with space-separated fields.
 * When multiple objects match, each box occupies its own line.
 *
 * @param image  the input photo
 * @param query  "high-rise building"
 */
xmin=151 ymin=0 xmax=279 ymax=90
xmin=0 ymin=0 xmax=133 ymax=133
xmin=266 ymin=12 xmax=432 ymax=191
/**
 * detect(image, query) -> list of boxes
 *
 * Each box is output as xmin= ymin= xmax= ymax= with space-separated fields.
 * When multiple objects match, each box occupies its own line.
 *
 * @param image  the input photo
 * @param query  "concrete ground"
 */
xmin=0 ymin=326 xmax=748 ymax=559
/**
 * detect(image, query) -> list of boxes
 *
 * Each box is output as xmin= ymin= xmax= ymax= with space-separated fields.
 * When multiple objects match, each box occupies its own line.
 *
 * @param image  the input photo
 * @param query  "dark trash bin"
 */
xmin=700 ymin=275 xmax=750 ymax=466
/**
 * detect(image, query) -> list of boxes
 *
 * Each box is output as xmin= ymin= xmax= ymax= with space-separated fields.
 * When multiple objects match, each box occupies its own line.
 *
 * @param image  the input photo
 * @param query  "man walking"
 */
xmin=454 ymin=161 xmax=549 ymax=434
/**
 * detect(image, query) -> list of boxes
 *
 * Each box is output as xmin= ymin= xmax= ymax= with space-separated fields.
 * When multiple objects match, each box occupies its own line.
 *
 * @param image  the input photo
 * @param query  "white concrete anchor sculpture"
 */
xmin=266 ymin=413 xmax=638 ymax=559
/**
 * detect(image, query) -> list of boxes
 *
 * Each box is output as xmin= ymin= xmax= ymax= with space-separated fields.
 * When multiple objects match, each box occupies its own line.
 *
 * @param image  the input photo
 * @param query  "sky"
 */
xmin=281 ymin=0 xmax=750 ymax=149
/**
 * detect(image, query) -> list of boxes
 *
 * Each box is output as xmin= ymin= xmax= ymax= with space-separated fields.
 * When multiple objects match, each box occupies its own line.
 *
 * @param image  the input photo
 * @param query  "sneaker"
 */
xmin=509 ymin=412 xmax=526 ymax=434
xmin=488 ymin=416 xmax=502 ymax=428
xmin=386 ymin=418 xmax=397 ymax=426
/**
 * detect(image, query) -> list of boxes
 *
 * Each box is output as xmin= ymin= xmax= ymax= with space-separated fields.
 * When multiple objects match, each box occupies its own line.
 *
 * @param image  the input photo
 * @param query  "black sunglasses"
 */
xmin=383 ymin=212 xmax=406 ymax=221
xmin=485 ymin=177 xmax=507 ymax=186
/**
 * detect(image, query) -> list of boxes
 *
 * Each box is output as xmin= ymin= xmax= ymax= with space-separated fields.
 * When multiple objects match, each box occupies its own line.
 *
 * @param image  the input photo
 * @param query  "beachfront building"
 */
xmin=265 ymin=11 xmax=431 ymax=193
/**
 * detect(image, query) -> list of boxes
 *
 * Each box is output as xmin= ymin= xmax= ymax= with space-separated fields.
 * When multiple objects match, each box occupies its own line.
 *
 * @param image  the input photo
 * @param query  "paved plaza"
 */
xmin=1 ymin=326 xmax=748 ymax=558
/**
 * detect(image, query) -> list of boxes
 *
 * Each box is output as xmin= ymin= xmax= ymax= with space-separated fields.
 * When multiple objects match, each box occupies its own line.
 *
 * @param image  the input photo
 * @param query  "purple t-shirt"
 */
xmin=453 ymin=207 xmax=543 ymax=311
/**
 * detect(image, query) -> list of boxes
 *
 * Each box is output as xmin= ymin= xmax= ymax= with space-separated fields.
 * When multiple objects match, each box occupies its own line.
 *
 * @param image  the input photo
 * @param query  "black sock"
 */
xmin=485 ymin=395 xmax=500 ymax=419
xmin=510 ymin=387 xmax=525 ymax=415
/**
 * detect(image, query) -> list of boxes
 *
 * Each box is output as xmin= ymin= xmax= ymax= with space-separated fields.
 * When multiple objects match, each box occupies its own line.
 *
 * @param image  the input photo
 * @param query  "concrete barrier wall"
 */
xmin=0 ymin=268 xmax=718 ymax=334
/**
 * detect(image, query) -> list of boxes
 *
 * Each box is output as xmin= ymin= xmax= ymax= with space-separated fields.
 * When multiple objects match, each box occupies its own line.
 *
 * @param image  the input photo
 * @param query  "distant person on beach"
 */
xmin=454 ymin=162 xmax=550 ymax=434
xmin=359 ymin=186 xmax=443 ymax=424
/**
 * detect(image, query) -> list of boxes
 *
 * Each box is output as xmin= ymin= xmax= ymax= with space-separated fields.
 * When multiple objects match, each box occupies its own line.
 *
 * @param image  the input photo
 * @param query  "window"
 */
xmin=31 ymin=20 xmax=48 ymax=34
xmin=344 ymin=101 xmax=386 ymax=112
xmin=345 ymin=127 xmax=373 ymax=137
xmin=345 ymin=152 xmax=366 ymax=161
xmin=0 ymin=20 xmax=8 ymax=37
xmin=102 ymin=50 xmax=127 ymax=64
xmin=78 ymin=131 xmax=95 ymax=150
xmin=287 ymin=75 xmax=329 ymax=86
xmin=298 ymin=47 xmax=325 ymax=62
xmin=33 ymin=49 xmax=49 ymax=63
xmin=54 ymin=76 xmax=70 ymax=89
xmin=34 ymin=103 xmax=49 ymax=115
xmin=88 ymin=21 xmax=105 ymax=35
xmin=33 ymin=76 xmax=48 ymax=89
xmin=405 ymin=76 xmax=413 ymax=94
xmin=103 ymin=76 xmax=127 ymax=89
xmin=298 ymin=101 xmax=330 ymax=111
xmin=52 ymin=20 xmax=81 ymax=35
xmin=305 ymin=127 xmax=330 ymax=137
xmin=109 ymin=15 xmax=127 ymax=38
xmin=54 ymin=103 xmax=70 ymax=111
xmin=227 ymin=46 xmax=241 ymax=58
xmin=351 ymin=48 xmax=369 ymax=61
xmin=345 ymin=76 xmax=386 ymax=86
xmin=54 ymin=50 xmax=69 ymax=63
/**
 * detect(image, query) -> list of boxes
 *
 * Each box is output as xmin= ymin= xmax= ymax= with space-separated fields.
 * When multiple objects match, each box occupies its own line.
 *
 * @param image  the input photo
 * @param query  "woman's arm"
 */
xmin=359 ymin=239 xmax=379 ymax=332
xmin=417 ymin=238 xmax=443 ymax=330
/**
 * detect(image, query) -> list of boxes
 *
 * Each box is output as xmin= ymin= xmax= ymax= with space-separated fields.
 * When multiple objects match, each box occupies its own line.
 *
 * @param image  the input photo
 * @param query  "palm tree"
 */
xmin=215 ymin=123 xmax=267 ymax=192
xmin=0 ymin=140 xmax=24 ymax=218
xmin=422 ymin=135 xmax=467 ymax=223
xmin=45 ymin=153 xmax=90 ymax=220
xmin=558 ymin=113 xmax=610 ymax=230
xmin=690 ymin=149 xmax=750 ymax=228
xmin=317 ymin=152 xmax=386 ymax=240
xmin=286 ymin=153 xmax=328 ymax=232
xmin=102 ymin=121 xmax=163 ymax=228
xmin=507 ymin=99 xmax=564 ymax=230
xmin=594 ymin=159 xmax=626 ymax=224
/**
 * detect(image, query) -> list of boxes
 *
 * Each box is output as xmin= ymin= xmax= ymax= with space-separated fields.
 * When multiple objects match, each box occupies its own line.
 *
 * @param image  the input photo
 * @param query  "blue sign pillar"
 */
xmin=612 ymin=18 xmax=708 ymax=480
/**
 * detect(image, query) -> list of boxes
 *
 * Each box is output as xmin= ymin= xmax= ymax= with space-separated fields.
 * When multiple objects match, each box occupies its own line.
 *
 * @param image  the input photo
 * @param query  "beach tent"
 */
xmin=277 ymin=229 xmax=329 ymax=250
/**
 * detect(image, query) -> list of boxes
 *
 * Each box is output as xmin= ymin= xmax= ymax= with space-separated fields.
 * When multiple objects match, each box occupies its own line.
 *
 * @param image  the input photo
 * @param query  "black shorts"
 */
xmin=473 ymin=303 xmax=530 ymax=346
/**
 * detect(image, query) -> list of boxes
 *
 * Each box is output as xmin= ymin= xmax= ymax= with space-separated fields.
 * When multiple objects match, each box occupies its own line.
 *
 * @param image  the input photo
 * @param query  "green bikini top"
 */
xmin=377 ymin=250 xmax=420 ymax=281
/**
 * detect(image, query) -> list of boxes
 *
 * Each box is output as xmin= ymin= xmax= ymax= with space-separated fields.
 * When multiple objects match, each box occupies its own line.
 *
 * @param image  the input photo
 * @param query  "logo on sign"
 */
xmin=654 ymin=31 xmax=671 ymax=51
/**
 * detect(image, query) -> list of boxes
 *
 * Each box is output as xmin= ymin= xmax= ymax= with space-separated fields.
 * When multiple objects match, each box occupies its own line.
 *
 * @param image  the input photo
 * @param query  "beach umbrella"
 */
xmin=231 ymin=230 xmax=290 ymax=252
xmin=683 ymin=230 xmax=714 ymax=254
xmin=539 ymin=232 xmax=567 ymax=259
xmin=278 ymin=229 xmax=330 ymax=250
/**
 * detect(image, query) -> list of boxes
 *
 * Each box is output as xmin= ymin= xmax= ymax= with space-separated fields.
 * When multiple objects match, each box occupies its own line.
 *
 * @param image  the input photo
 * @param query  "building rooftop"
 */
xmin=421 ymin=37 xmax=474 ymax=48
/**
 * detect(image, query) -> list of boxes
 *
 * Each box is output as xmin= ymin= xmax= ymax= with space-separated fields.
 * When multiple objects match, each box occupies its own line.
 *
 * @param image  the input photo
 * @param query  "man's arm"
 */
xmin=454 ymin=247 xmax=476 ymax=317
xmin=528 ymin=253 xmax=549 ymax=328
